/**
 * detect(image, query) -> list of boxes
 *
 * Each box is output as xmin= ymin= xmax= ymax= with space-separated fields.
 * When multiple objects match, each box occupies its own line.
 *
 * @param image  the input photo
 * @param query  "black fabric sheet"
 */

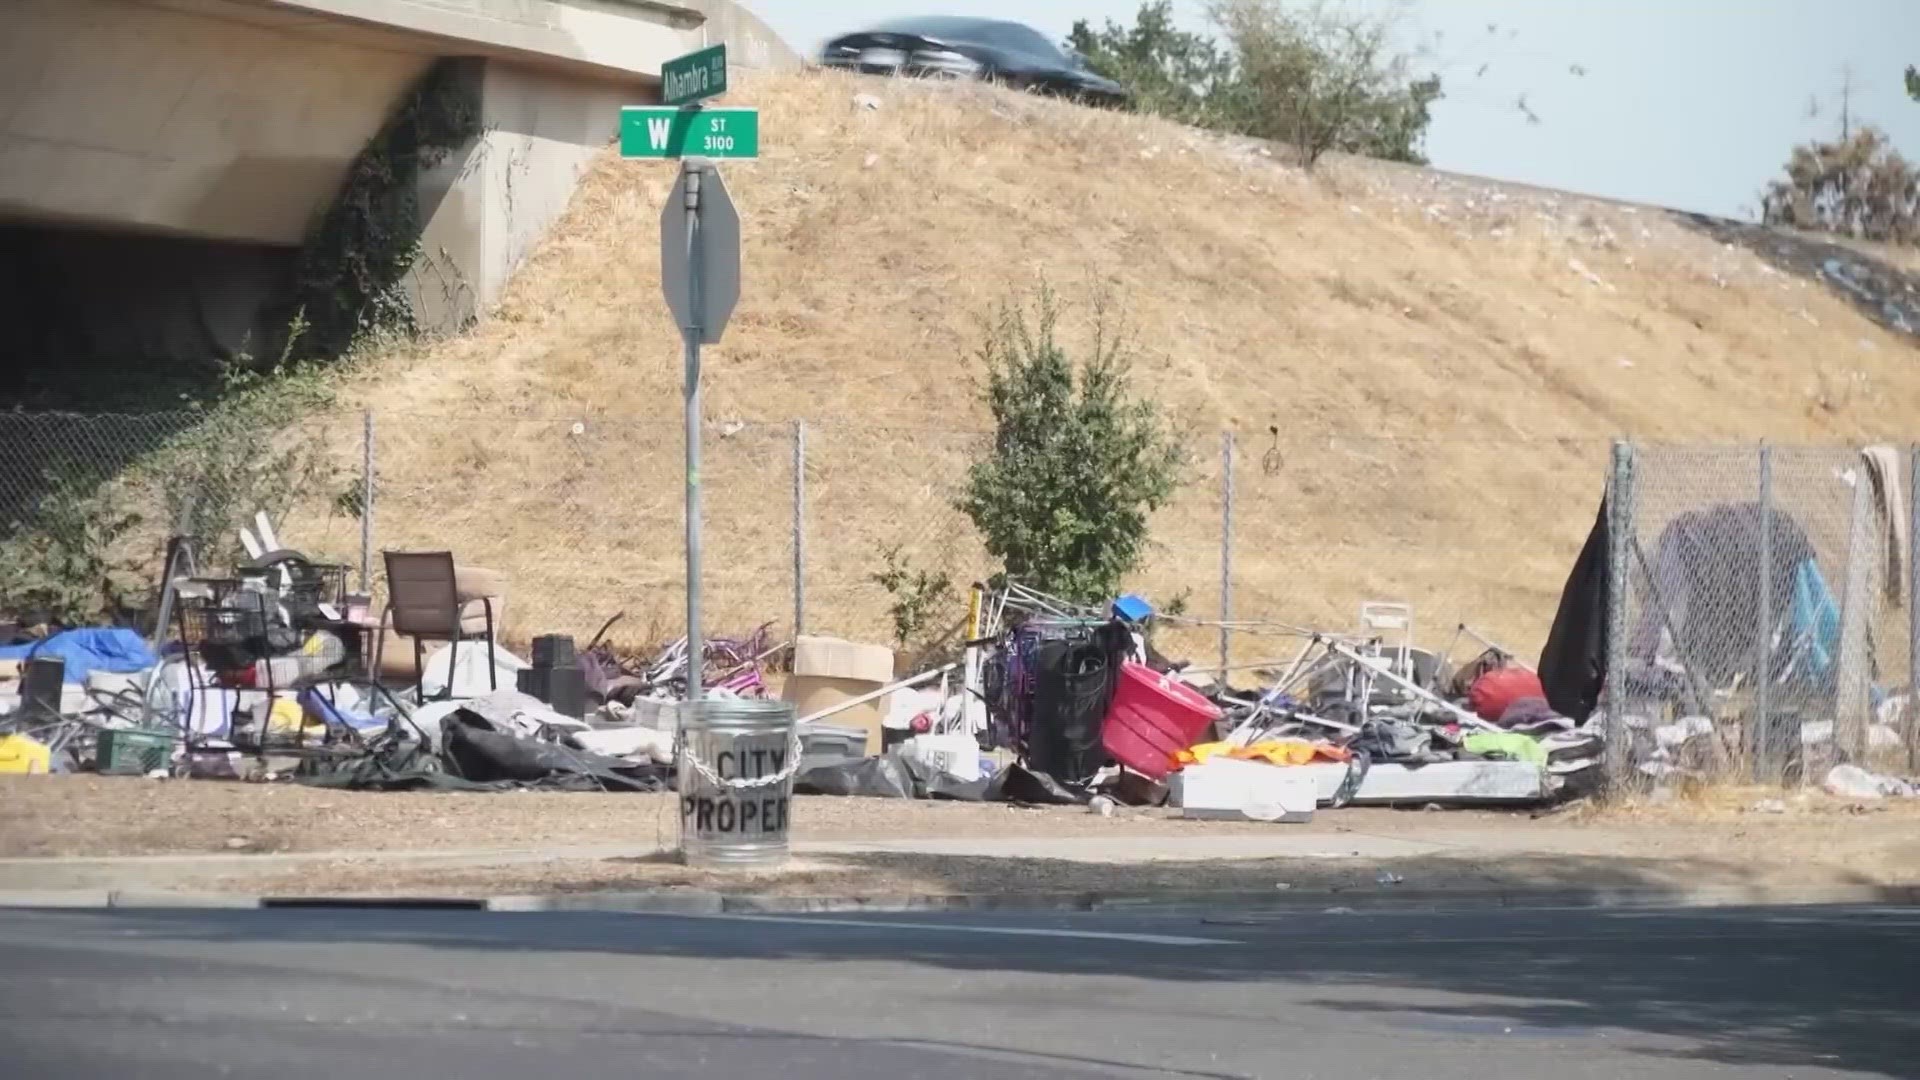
xmin=795 ymin=753 xmax=1091 ymax=806
xmin=1539 ymin=495 xmax=1611 ymax=721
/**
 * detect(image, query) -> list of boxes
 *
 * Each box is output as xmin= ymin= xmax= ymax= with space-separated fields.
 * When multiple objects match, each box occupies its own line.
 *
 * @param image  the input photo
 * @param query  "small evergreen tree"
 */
xmin=957 ymin=288 xmax=1187 ymax=603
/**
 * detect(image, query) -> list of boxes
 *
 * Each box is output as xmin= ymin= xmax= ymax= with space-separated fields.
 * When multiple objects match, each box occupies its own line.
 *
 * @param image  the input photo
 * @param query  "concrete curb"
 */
xmin=0 ymin=883 xmax=1912 ymax=915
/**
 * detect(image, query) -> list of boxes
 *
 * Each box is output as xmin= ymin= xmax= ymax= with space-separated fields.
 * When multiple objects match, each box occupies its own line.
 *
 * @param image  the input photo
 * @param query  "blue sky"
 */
xmin=760 ymin=0 xmax=1920 ymax=219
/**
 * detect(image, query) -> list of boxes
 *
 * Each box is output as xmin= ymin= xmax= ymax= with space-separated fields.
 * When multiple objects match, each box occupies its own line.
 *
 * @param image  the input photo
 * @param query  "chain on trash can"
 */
xmin=676 ymin=698 xmax=801 ymax=868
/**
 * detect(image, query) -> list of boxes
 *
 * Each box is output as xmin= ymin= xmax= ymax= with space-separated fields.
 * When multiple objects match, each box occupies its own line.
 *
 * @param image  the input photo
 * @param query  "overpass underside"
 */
xmin=0 ymin=0 xmax=790 ymax=392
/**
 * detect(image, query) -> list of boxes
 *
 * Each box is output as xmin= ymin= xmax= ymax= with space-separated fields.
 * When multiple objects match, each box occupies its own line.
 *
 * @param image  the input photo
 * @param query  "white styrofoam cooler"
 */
xmin=1170 ymin=758 xmax=1316 ymax=823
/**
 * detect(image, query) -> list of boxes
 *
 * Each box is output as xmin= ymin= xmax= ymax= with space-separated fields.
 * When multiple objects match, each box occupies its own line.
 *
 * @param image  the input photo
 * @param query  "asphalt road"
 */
xmin=1 ymin=902 xmax=1915 ymax=1079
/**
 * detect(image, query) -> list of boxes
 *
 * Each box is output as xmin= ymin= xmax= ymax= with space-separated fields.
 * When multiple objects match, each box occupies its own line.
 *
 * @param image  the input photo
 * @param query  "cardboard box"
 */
xmin=790 ymin=636 xmax=894 ymax=682
xmin=783 ymin=636 xmax=894 ymax=754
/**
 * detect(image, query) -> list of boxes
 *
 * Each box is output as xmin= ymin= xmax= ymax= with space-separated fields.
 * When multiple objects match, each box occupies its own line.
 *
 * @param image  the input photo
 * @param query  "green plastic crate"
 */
xmin=96 ymin=729 xmax=173 ymax=775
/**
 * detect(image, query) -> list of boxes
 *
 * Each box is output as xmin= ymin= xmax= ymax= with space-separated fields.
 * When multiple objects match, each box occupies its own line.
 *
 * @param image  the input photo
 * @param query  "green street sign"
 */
xmin=660 ymin=44 xmax=727 ymax=107
xmin=621 ymin=107 xmax=759 ymax=160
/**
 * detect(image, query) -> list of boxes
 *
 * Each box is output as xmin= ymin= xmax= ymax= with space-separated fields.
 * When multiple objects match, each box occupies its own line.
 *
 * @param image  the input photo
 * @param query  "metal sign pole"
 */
xmin=682 ymin=159 xmax=705 ymax=704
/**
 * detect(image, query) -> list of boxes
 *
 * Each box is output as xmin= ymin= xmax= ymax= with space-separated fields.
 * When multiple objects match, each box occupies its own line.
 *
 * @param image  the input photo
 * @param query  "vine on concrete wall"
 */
xmin=284 ymin=57 xmax=483 ymax=358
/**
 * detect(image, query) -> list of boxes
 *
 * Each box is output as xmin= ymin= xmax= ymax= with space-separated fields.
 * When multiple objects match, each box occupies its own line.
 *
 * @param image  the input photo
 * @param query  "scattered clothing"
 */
xmin=1496 ymin=697 xmax=1564 ymax=731
xmin=1349 ymin=718 xmax=1437 ymax=761
xmin=1176 ymin=740 xmax=1351 ymax=768
xmin=1461 ymin=731 xmax=1549 ymax=766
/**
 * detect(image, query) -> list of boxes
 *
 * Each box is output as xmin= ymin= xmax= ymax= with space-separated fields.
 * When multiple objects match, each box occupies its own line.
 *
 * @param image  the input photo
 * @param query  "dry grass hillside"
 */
xmin=340 ymin=69 xmax=1920 ymax=664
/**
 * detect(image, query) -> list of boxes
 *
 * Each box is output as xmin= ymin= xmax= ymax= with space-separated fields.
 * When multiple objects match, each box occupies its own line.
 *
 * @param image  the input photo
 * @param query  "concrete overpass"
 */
xmin=0 ymin=0 xmax=794 ymax=369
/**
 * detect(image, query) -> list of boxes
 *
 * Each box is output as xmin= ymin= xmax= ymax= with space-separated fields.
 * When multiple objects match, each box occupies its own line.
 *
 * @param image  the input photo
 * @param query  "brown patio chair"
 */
xmin=377 ymin=551 xmax=499 ymax=703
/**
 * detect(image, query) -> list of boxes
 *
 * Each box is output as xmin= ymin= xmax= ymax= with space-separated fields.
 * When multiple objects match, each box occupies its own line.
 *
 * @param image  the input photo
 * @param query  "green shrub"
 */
xmin=957 ymin=287 xmax=1188 ymax=604
xmin=0 ymin=479 xmax=144 ymax=627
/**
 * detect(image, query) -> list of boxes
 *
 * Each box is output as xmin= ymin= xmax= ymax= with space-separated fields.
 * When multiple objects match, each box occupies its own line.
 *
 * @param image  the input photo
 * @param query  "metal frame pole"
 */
xmin=1604 ymin=439 xmax=1636 ymax=792
xmin=1754 ymin=441 xmax=1772 ymax=782
xmin=1219 ymin=430 xmax=1235 ymax=680
xmin=360 ymin=408 xmax=375 ymax=594
xmin=682 ymin=161 xmax=705 ymax=704
xmin=1909 ymin=443 xmax=1919 ymax=773
xmin=792 ymin=419 xmax=806 ymax=642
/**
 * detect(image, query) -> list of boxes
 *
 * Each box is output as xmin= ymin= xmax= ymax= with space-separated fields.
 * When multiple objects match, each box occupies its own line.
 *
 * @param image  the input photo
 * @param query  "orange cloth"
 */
xmin=1174 ymin=739 xmax=1351 ymax=769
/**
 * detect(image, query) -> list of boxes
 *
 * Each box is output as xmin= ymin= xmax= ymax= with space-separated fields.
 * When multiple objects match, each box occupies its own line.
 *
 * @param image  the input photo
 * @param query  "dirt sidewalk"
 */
xmin=3 ymin=777 xmax=1917 ymax=903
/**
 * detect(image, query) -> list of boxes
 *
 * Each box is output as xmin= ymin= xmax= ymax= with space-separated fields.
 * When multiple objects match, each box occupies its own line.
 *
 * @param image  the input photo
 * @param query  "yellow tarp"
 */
xmin=1175 ymin=739 xmax=1351 ymax=769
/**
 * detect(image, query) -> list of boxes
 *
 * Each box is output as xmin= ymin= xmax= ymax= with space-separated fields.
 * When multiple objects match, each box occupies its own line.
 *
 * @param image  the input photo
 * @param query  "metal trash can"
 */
xmin=677 ymin=698 xmax=800 ymax=869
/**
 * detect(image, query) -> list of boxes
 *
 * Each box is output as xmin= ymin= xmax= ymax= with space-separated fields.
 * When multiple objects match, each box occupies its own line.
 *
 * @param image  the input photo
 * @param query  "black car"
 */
xmin=818 ymin=16 xmax=1128 ymax=107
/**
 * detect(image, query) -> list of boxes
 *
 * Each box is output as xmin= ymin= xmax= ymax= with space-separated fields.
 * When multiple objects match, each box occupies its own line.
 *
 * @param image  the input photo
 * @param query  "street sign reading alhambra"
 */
xmin=661 ymin=44 xmax=727 ymax=107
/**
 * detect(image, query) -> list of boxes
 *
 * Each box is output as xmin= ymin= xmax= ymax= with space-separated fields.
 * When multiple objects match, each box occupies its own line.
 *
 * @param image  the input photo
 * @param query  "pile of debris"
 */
xmin=788 ymin=585 xmax=1602 ymax=820
xmin=0 ymin=510 xmax=769 ymax=789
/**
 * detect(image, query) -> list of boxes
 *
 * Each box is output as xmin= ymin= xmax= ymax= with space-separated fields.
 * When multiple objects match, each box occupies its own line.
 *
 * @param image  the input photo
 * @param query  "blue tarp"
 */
xmin=0 ymin=628 xmax=156 ymax=684
xmin=1791 ymin=559 xmax=1840 ymax=680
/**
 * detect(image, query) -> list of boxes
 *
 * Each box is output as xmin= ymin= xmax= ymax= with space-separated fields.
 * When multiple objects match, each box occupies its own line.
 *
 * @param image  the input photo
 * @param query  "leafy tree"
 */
xmin=1067 ymin=1 xmax=1441 ymax=170
xmin=1069 ymin=1 xmax=1234 ymax=124
xmin=957 ymin=287 xmax=1187 ymax=604
xmin=1208 ymin=0 xmax=1442 ymax=168
xmin=1760 ymin=128 xmax=1919 ymax=246
xmin=1908 ymin=65 xmax=1918 ymax=101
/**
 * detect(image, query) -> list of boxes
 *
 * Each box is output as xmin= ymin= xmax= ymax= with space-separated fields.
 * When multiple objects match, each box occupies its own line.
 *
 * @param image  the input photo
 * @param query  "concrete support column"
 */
xmin=409 ymin=59 xmax=634 ymax=332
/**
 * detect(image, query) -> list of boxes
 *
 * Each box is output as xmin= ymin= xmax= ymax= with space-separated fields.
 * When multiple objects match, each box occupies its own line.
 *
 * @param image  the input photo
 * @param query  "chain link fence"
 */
xmin=367 ymin=414 xmax=798 ymax=652
xmin=4 ymin=409 xmax=1914 ymax=793
xmin=800 ymin=424 xmax=990 ymax=660
xmin=1142 ymin=431 xmax=1610 ymax=676
xmin=0 ymin=409 xmax=363 ymax=627
xmin=1607 ymin=442 xmax=1918 ymax=786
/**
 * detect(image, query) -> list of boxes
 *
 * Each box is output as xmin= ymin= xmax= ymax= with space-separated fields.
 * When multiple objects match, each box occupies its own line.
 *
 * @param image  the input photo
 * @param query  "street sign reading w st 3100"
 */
xmin=621 ymin=107 xmax=759 ymax=160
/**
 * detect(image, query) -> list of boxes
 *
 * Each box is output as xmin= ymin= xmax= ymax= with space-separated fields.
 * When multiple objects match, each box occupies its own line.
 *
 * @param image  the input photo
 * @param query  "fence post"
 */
xmin=1754 ymin=441 xmax=1773 ymax=782
xmin=360 ymin=408 xmax=374 ymax=594
xmin=1909 ymin=443 xmax=1918 ymax=774
xmin=792 ymin=419 xmax=806 ymax=642
xmin=1219 ymin=429 xmax=1234 ymax=678
xmin=1603 ymin=439 xmax=1636 ymax=793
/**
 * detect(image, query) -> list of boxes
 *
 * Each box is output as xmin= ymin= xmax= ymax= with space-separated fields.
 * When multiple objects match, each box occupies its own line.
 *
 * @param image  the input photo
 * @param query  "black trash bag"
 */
xmin=983 ymin=761 xmax=1092 ymax=806
xmin=795 ymin=753 xmax=919 ymax=798
xmin=295 ymin=736 xmax=514 ymax=792
xmin=793 ymin=753 xmax=1088 ymax=806
xmin=442 ymin=715 xmax=672 ymax=792
xmin=921 ymin=761 xmax=1092 ymax=805
xmin=793 ymin=751 xmax=979 ymax=799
